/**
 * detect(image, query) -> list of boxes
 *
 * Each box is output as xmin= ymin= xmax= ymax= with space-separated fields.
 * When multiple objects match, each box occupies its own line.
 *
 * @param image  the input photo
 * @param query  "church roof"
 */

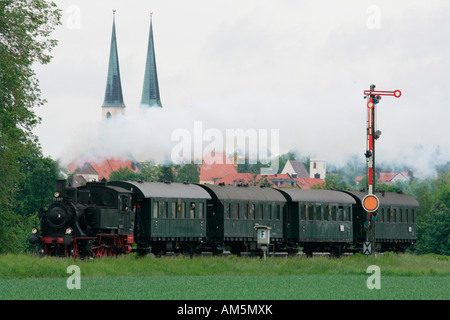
xmin=102 ymin=11 xmax=126 ymax=108
xmin=140 ymin=14 xmax=162 ymax=108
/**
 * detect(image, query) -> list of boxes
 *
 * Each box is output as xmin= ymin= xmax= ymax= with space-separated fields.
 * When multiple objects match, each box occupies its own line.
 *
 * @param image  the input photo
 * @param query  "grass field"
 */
xmin=0 ymin=253 xmax=449 ymax=300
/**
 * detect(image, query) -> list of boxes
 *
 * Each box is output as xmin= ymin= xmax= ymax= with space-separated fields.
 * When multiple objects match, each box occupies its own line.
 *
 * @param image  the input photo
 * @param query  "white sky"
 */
xmin=33 ymin=0 xmax=450 ymax=175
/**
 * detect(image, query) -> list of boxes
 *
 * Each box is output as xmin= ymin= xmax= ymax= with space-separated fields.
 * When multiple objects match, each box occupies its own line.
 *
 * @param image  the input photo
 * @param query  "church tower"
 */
xmin=102 ymin=10 xmax=126 ymax=120
xmin=140 ymin=13 xmax=162 ymax=108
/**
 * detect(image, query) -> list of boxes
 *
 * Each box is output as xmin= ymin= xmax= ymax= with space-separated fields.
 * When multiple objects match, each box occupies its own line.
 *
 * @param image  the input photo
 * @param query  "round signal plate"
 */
xmin=362 ymin=194 xmax=380 ymax=212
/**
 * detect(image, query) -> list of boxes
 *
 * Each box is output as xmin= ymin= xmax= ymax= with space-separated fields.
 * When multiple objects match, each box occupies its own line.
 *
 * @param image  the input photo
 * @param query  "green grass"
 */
xmin=0 ymin=252 xmax=448 ymax=278
xmin=1 ymin=275 xmax=448 ymax=300
xmin=0 ymin=253 xmax=448 ymax=300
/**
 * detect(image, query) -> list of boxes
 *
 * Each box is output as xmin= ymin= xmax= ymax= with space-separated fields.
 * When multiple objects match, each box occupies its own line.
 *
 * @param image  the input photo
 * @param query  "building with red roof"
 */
xmin=68 ymin=157 xmax=140 ymax=186
xmin=355 ymin=171 xmax=413 ymax=186
xmin=198 ymin=153 xmax=324 ymax=189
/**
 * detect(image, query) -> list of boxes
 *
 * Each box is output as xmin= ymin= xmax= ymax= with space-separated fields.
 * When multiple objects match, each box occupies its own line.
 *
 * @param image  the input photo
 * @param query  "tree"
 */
xmin=0 ymin=0 xmax=61 ymax=253
xmin=109 ymin=167 xmax=140 ymax=182
xmin=416 ymin=205 xmax=450 ymax=255
xmin=159 ymin=165 xmax=174 ymax=182
xmin=17 ymin=154 xmax=59 ymax=216
xmin=313 ymin=173 xmax=350 ymax=190
xmin=0 ymin=0 xmax=61 ymax=161
xmin=138 ymin=161 xmax=162 ymax=182
xmin=174 ymin=163 xmax=200 ymax=183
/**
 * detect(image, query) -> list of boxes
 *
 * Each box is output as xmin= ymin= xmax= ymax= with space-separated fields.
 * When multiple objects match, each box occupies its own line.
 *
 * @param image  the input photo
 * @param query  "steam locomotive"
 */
xmin=29 ymin=180 xmax=419 ymax=258
xmin=29 ymin=180 xmax=134 ymax=259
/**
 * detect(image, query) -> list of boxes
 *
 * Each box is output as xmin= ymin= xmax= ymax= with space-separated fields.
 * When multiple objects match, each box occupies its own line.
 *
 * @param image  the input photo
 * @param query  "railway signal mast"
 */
xmin=363 ymin=84 xmax=401 ymax=254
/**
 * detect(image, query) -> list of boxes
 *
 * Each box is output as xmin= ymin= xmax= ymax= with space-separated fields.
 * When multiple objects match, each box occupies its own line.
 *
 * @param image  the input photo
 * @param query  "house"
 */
xmin=199 ymin=153 xmax=239 ymax=184
xmin=199 ymin=154 xmax=325 ymax=189
xmin=68 ymin=157 xmax=140 ymax=184
xmin=355 ymin=172 xmax=412 ymax=186
xmin=281 ymin=160 xmax=309 ymax=178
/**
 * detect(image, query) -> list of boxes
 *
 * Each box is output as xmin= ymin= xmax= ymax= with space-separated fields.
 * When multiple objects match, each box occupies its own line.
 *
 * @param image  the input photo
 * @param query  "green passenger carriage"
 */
xmin=278 ymin=189 xmax=355 ymax=256
xmin=109 ymin=181 xmax=211 ymax=255
xmin=200 ymin=184 xmax=287 ymax=254
xmin=345 ymin=191 xmax=418 ymax=252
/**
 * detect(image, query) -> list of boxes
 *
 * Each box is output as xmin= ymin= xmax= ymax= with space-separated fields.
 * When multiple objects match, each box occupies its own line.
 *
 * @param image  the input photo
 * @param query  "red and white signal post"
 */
xmin=363 ymin=84 xmax=401 ymax=254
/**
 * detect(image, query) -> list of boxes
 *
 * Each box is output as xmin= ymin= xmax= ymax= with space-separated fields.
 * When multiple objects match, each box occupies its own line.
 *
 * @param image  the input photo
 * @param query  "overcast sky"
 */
xmin=33 ymin=0 xmax=449 ymax=175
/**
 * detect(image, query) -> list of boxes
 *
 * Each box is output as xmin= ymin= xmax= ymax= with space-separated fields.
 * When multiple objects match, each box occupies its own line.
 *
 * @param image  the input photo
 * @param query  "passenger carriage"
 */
xmin=278 ymin=189 xmax=356 ymax=256
xmin=345 ymin=191 xmax=418 ymax=252
xmin=200 ymin=184 xmax=287 ymax=254
xmin=109 ymin=181 xmax=211 ymax=255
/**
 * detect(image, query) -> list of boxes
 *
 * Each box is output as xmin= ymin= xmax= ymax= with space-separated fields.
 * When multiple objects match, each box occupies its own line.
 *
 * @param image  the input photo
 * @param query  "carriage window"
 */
xmin=275 ymin=205 xmax=281 ymax=220
xmin=171 ymin=202 xmax=176 ymax=218
xmin=412 ymin=209 xmax=415 ymax=223
xmin=314 ymin=206 xmax=321 ymax=220
xmin=181 ymin=203 xmax=186 ymax=218
xmin=190 ymin=202 xmax=195 ymax=219
xmin=244 ymin=203 xmax=248 ymax=220
xmin=153 ymin=202 xmax=158 ymax=218
xmin=198 ymin=203 xmax=204 ymax=219
xmin=235 ymin=204 xmax=239 ymax=219
xmin=331 ymin=205 xmax=337 ymax=221
xmin=337 ymin=206 xmax=344 ymax=221
xmin=267 ymin=204 xmax=272 ymax=220
xmin=159 ymin=201 xmax=167 ymax=218
xmin=226 ymin=203 xmax=231 ymax=219
xmin=258 ymin=204 xmax=263 ymax=220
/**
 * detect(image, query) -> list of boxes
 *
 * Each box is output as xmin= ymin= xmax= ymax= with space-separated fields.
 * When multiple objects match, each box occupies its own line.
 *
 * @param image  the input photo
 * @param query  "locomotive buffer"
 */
xmin=363 ymin=84 xmax=401 ymax=254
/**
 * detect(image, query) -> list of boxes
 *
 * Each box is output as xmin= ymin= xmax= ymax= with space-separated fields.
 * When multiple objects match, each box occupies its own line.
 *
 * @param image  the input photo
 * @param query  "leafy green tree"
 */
xmin=159 ymin=165 xmax=174 ymax=182
xmin=109 ymin=167 xmax=140 ymax=182
xmin=174 ymin=163 xmax=200 ymax=183
xmin=416 ymin=205 xmax=450 ymax=255
xmin=313 ymin=173 xmax=349 ymax=190
xmin=138 ymin=161 xmax=162 ymax=182
xmin=17 ymin=154 xmax=59 ymax=216
xmin=0 ymin=0 xmax=61 ymax=253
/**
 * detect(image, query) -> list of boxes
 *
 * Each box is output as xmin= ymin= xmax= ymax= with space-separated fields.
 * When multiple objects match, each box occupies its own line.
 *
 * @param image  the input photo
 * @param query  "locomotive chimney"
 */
xmin=56 ymin=179 xmax=66 ymax=197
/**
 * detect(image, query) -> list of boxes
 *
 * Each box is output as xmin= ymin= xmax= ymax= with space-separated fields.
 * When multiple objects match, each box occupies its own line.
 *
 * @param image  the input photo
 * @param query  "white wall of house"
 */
xmin=310 ymin=159 xmax=326 ymax=180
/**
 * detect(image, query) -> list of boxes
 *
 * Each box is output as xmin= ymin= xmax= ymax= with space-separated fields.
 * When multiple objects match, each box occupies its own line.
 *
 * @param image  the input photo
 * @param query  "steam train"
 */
xmin=29 ymin=180 xmax=419 ymax=258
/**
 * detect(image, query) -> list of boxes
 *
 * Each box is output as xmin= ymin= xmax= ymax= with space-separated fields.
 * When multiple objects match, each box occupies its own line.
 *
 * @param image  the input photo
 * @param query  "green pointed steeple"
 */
xmin=102 ymin=11 xmax=125 ymax=109
xmin=140 ymin=13 xmax=162 ymax=108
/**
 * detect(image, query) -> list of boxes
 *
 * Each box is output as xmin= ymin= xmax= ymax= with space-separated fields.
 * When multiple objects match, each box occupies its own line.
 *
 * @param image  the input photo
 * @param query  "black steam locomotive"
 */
xmin=29 ymin=180 xmax=134 ymax=259
xmin=30 ymin=180 xmax=419 ymax=258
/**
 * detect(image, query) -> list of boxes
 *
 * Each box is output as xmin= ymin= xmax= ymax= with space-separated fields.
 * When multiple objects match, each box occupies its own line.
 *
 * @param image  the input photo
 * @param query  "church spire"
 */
xmin=140 ymin=12 xmax=162 ymax=108
xmin=102 ymin=10 xmax=125 ymax=120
